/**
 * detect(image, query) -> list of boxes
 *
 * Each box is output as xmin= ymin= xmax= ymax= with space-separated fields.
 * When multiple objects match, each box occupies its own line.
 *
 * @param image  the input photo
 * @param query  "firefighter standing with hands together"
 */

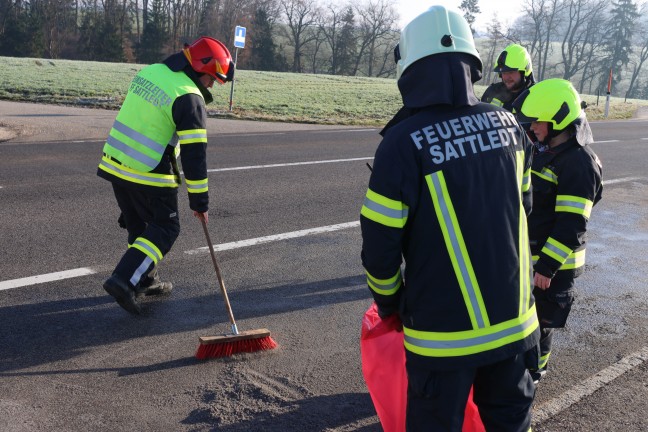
xmin=512 ymin=79 xmax=603 ymax=383
xmin=361 ymin=6 xmax=540 ymax=431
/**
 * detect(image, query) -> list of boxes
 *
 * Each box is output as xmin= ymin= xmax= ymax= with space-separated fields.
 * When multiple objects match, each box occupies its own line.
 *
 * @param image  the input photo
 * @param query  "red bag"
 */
xmin=360 ymin=302 xmax=485 ymax=432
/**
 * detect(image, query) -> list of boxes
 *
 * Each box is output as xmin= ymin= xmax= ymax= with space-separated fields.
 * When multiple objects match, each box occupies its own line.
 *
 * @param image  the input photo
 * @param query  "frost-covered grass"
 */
xmin=1 ymin=56 xmax=644 ymax=125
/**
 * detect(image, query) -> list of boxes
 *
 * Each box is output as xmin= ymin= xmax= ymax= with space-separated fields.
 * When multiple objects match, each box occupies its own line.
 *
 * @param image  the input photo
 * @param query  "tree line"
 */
xmin=480 ymin=0 xmax=648 ymax=98
xmin=1 ymin=0 xmax=648 ymax=98
xmin=0 ymin=0 xmax=400 ymax=78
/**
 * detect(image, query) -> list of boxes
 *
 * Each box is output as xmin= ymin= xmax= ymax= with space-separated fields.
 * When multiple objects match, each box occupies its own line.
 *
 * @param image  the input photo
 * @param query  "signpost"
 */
xmin=229 ymin=26 xmax=246 ymax=111
xmin=605 ymin=68 xmax=612 ymax=119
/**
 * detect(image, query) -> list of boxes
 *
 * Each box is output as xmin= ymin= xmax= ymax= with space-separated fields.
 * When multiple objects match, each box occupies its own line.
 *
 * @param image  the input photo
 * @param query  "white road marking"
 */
xmin=0 ymin=268 xmax=96 ymax=291
xmin=206 ymin=157 xmax=373 ymax=173
xmin=185 ymin=221 xmax=360 ymax=255
xmin=532 ymin=346 xmax=648 ymax=425
xmin=602 ymin=176 xmax=644 ymax=186
xmin=592 ymin=140 xmax=619 ymax=144
xmin=312 ymin=128 xmax=377 ymax=133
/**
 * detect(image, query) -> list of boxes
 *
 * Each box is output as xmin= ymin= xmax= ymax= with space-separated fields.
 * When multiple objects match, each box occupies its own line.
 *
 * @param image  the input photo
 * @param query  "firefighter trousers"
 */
xmin=110 ymin=183 xmax=180 ymax=288
xmin=405 ymin=353 xmax=535 ymax=432
xmin=533 ymin=273 xmax=576 ymax=371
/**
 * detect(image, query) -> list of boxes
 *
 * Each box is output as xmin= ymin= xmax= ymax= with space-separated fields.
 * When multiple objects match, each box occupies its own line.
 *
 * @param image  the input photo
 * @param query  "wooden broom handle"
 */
xmin=200 ymin=217 xmax=238 ymax=331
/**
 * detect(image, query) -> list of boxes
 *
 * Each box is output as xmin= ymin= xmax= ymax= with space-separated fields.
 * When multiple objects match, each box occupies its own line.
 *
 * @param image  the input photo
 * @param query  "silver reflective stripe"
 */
xmin=187 ymin=182 xmax=207 ymax=191
xmin=556 ymin=198 xmax=587 ymax=211
xmin=179 ymin=132 xmax=207 ymax=141
xmin=113 ymin=120 xmax=166 ymax=153
xmin=133 ymin=239 xmax=162 ymax=262
xmin=404 ymin=313 xmax=536 ymax=350
xmin=99 ymin=160 xmax=178 ymax=185
xmin=544 ymin=242 xmax=570 ymax=260
xmin=130 ymin=257 xmax=153 ymax=286
xmin=430 ymin=173 xmax=486 ymax=328
xmin=363 ymin=197 xmax=409 ymax=220
xmin=107 ymin=135 xmax=160 ymax=169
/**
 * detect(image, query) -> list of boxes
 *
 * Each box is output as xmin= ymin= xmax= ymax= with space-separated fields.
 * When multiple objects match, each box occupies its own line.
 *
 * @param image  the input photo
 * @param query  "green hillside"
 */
xmin=0 ymin=56 xmax=643 ymax=125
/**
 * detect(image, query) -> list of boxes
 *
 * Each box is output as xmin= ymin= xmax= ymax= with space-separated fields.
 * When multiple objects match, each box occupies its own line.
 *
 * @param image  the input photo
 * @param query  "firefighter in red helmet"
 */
xmin=98 ymin=36 xmax=234 ymax=315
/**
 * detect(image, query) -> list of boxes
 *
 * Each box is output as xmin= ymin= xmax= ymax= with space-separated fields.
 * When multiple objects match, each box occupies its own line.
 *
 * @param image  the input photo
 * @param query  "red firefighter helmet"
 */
xmin=183 ymin=36 xmax=234 ymax=84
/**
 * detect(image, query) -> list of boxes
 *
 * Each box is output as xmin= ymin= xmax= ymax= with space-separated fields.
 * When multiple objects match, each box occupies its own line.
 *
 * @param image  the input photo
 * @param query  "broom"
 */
xmin=195 ymin=217 xmax=277 ymax=359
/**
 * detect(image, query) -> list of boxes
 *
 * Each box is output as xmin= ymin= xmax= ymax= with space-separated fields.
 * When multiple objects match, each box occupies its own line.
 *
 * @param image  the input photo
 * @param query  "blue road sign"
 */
xmin=234 ymin=26 xmax=246 ymax=49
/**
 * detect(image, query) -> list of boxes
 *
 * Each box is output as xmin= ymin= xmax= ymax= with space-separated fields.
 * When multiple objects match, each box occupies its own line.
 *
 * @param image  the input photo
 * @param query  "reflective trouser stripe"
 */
xmin=403 ymin=306 xmax=539 ymax=357
xmin=426 ymin=171 xmax=489 ymax=329
xmin=539 ymin=351 xmax=550 ymax=369
xmin=130 ymin=237 xmax=163 ymax=265
xmin=366 ymin=269 xmax=402 ymax=296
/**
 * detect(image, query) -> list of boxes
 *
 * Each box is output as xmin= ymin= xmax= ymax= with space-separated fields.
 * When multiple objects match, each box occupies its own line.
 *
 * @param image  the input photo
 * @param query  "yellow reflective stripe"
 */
xmin=130 ymin=237 xmax=163 ymax=264
xmin=186 ymin=178 xmax=208 ymax=194
xmin=426 ymin=172 xmax=489 ymax=329
xmin=532 ymin=249 xmax=585 ymax=270
xmin=532 ymin=167 xmax=558 ymax=185
xmin=366 ymin=269 xmax=402 ymax=296
xmin=538 ymin=351 xmax=551 ymax=369
xmin=178 ymin=128 xmax=207 ymax=144
xmin=403 ymin=306 xmax=539 ymax=357
xmin=556 ymin=194 xmax=593 ymax=218
xmin=542 ymin=237 xmax=573 ymax=265
xmin=560 ymin=249 xmax=585 ymax=269
xmin=522 ymin=167 xmax=531 ymax=192
xmin=516 ymin=151 xmax=525 ymax=194
xmin=489 ymin=98 xmax=504 ymax=107
xmin=360 ymin=188 xmax=409 ymax=228
xmin=98 ymin=156 xmax=180 ymax=188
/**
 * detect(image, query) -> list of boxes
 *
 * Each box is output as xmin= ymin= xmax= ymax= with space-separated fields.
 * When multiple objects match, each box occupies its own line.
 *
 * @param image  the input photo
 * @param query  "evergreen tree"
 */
xmin=336 ymin=7 xmax=356 ymax=76
xmin=249 ymin=7 xmax=283 ymax=71
xmin=600 ymin=0 xmax=640 ymax=90
xmin=137 ymin=0 xmax=167 ymax=64
xmin=459 ymin=0 xmax=481 ymax=34
xmin=0 ymin=4 xmax=44 ymax=57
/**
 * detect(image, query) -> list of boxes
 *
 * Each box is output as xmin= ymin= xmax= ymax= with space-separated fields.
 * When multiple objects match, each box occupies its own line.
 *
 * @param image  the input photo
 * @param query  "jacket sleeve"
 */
xmin=522 ymin=136 xmax=533 ymax=217
xmin=173 ymin=93 xmax=209 ymax=213
xmin=534 ymin=151 xmax=602 ymax=277
xmin=360 ymin=134 xmax=415 ymax=316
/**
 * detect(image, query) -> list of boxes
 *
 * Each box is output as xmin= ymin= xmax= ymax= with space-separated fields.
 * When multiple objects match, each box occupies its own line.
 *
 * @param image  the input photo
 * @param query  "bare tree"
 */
xmin=626 ymin=4 xmax=648 ymax=97
xmin=352 ymin=0 xmax=398 ymax=77
xmin=559 ymin=0 xmax=608 ymax=81
xmin=279 ymin=0 xmax=320 ymax=72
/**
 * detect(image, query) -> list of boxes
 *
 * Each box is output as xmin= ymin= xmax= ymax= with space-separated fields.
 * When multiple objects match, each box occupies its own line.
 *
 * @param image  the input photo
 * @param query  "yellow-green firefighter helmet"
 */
xmin=494 ymin=43 xmax=533 ymax=77
xmin=396 ymin=5 xmax=481 ymax=79
xmin=512 ymin=78 xmax=582 ymax=131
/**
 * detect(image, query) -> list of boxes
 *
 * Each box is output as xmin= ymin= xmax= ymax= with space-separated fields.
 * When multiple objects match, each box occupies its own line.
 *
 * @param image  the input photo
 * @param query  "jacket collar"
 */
xmin=162 ymin=52 xmax=213 ymax=104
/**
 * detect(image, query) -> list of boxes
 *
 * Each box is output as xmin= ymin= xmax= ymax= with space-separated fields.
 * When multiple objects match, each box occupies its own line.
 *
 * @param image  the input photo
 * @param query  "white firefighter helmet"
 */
xmin=396 ymin=5 xmax=481 ymax=79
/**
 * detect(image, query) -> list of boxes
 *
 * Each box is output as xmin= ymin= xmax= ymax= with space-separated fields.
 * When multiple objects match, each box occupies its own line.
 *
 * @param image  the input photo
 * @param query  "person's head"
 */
xmin=183 ymin=36 xmax=234 ymax=88
xmin=395 ymin=5 xmax=481 ymax=80
xmin=512 ymin=78 xmax=583 ymax=146
xmin=494 ymin=44 xmax=533 ymax=92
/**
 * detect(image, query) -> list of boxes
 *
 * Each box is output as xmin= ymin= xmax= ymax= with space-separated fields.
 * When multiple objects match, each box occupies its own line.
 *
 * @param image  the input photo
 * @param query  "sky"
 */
xmin=395 ymin=0 xmax=524 ymax=33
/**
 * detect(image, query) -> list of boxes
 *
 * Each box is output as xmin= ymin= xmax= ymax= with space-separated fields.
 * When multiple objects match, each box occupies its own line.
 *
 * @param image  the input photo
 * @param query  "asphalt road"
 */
xmin=0 ymin=102 xmax=647 ymax=431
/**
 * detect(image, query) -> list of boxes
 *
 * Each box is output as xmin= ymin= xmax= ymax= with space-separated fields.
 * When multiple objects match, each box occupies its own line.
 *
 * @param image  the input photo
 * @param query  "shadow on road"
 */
xmin=0 ymin=274 xmax=367 ymax=372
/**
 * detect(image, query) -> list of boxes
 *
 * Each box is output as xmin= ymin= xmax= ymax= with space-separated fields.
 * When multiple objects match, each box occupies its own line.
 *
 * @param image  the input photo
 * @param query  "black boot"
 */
xmin=136 ymin=268 xmax=173 ymax=298
xmin=103 ymin=274 xmax=141 ymax=315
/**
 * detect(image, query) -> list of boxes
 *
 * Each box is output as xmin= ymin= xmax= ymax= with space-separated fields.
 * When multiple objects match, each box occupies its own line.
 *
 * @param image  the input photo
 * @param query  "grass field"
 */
xmin=1 ymin=56 xmax=645 ymax=125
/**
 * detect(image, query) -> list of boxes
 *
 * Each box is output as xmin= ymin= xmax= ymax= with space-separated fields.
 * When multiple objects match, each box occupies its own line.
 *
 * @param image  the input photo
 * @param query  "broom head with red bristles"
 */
xmin=195 ymin=328 xmax=277 ymax=360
